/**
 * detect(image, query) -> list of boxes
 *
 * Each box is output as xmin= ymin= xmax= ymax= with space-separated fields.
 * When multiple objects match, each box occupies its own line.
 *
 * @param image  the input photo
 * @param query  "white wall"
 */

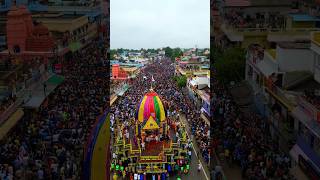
xmin=277 ymin=47 xmax=314 ymax=72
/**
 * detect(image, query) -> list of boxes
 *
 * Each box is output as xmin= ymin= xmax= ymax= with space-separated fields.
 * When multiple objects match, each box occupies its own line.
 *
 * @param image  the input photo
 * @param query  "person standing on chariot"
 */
xmin=141 ymin=141 xmax=145 ymax=151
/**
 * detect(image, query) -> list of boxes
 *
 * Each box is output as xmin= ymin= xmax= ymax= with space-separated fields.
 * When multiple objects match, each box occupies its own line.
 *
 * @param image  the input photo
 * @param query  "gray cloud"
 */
xmin=110 ymin=0 xmax=210 ymax=49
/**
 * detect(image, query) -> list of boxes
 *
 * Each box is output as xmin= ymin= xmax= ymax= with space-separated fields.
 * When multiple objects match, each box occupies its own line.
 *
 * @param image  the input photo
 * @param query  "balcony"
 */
xmin=265 ymin=82 xmax=295 ymax=111
xmin=267 ymin=28 xmax=318 ymax=42
xmin=221 ymin=13 xmax=320 ymax=43
xmin=295 ymin=95 xmax=320 ymax=122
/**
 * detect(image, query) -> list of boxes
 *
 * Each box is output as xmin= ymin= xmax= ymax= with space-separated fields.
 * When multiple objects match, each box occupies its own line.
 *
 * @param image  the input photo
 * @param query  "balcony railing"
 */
xmin=312 ymin=31 xmax=320 ymax=46
xmin=0 ymin=99 xmax=21 ymax=124
xmin=297 ymin=96 xmax=320 ymax=122
xmin=265 ymin=82 xmax=295 ymax=110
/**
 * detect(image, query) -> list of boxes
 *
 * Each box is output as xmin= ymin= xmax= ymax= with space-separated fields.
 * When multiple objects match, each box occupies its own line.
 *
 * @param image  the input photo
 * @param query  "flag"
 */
xmin=152 ymin=75 xmax=155 ymax=82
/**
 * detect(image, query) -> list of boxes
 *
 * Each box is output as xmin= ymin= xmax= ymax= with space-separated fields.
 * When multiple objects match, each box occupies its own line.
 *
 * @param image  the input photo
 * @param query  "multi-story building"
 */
xmin=0 ymin=0 xmax=107 ymax=53
xmin=218 ymin=0 xmax=320 ymax=177
xmin=216 ymin=0 xmax=320 ymax=49
xmin=187 ymin=72 xmax=210 ymax=124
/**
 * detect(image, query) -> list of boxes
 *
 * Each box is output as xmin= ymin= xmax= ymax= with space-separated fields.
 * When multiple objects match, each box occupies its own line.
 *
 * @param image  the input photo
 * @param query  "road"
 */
xmin=109 ymin=114 xmax=208 ymax=180
xmin=172 ymin=147 xmax=208 ymax=180
xmin=177 ymin=114 xmax=209 ymax=180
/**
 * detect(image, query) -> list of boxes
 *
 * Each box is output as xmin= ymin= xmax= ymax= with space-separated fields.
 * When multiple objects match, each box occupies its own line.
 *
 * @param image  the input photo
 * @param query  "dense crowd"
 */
xmin=110 ymin=58 xmax=211 ymax=170
xmin=211 ymin=79 xmax=293 ymax=179
xmin=0 ymin=42 xmax=107 ymax=179
xmin=223 ymin=11 xmax=285 ymax=29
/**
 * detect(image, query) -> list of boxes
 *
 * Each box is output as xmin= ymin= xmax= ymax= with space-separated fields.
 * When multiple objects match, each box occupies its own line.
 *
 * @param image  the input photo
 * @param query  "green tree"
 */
xmin=172 ymin=48 xmax=183 ymax=60
xmin=110 ymin=49 xmax=117 ymax=59
xmin=213 ymin=46 xmax=246 ymax=83
xmin=164 ymin=47 xmax=173 ymax=58
xmin=164 ymin=47 xmax=183 ymax=61
xmin=173 ymin=75 xmax=187 ymax=88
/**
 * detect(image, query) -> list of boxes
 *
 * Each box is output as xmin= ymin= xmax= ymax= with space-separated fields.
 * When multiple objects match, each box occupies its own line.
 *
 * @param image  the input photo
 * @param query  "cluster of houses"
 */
xmin=175 ymin=48 xmax=210 ymax=124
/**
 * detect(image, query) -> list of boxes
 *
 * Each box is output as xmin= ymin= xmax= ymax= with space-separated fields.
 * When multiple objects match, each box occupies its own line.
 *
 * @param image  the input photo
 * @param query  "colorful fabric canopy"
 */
xmin=137 ymin=91 xmax=166 ymax=124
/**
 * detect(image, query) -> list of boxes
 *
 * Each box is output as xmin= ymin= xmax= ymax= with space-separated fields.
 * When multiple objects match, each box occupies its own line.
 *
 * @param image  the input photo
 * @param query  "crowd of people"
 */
xmin=0 ymin=41 xmax=108 ymax=179
xmin=223 ymin=11 xmax=286 ymax=30
xmin=211 ymin=79 xmax=293 ymax=179
xmin=110 ymin=57 xmax=211 ymax=175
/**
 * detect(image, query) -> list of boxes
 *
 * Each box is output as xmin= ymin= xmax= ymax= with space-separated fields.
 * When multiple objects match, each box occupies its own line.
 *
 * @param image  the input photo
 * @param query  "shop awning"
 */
xmin=189 ymin=80 xmax=197 ymax=86
xmin=110 ymin=94 xmax=118 ymax=106
xmin=47 ymin=75 xmax=65 ymax=85
xmin=69 ymin=42 xmax=82 ymax=52
xmin=257 ymin=61 xmax=278 ymax=77
xmin=0 ymin=108 xmax=24 ymax=140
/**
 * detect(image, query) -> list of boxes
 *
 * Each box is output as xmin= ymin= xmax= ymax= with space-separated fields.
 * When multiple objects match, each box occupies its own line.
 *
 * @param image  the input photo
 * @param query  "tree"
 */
xmin=173 ymin=75 xmax=187 ymax=88
xmin=164 ymin=47 xmax=173 ymax=58
xmin=110 ymin=49 xmax=117 ymax=59
xmin=172 ymin=48 xmax=183 ymax=60
xmin=213 ymin=46 xmax=246 ymax=83
xmin=164 ymin=47 xmax=183 ymax=61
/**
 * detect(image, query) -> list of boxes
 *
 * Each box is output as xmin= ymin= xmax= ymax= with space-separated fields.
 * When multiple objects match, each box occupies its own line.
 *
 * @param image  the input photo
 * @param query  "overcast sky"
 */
xmin=110 ymin=0 xmax=210 ymax=49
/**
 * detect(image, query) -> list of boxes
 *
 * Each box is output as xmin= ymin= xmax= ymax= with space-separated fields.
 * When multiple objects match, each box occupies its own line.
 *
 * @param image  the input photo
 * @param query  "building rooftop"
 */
xmin=287 ymin=75 xmax=320 ymax=93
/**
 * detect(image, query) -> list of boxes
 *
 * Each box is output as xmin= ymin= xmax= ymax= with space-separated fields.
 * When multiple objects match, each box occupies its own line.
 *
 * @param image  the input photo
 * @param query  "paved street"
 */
xmin=178 ymin=114 xmax=209 ymax=180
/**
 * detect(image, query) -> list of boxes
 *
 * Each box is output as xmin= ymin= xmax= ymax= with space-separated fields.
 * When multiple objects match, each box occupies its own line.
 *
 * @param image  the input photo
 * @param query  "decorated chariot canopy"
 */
xmin=136 ymin=90 xmax=166 ymax=129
